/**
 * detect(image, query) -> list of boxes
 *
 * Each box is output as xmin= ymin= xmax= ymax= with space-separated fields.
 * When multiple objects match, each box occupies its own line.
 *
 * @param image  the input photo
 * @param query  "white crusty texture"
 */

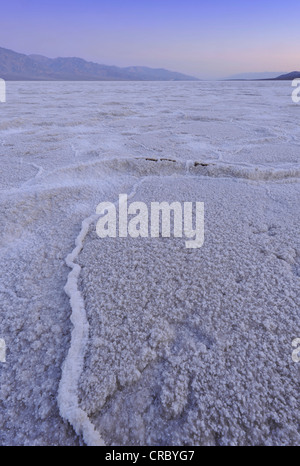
xmin=76 ymin=176 xmax=300 ymax=446
xmin=58 ymin=176 xmax=148 ymax=446
xmin=0 ymin=81 xmax=299 ymax=445
xmin=57 ymin=212 xmax=105 ymax=446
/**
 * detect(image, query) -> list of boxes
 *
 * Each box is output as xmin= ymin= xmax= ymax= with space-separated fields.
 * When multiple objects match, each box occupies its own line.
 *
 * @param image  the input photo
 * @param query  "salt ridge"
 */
xmin=57 ymin=176 xmax=148 ymax=446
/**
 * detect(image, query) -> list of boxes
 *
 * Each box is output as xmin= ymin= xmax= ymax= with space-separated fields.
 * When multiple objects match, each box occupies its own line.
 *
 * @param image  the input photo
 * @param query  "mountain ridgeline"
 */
xmin=273 ymin=71 xmax=300 ymax=80
xmin=0 ymin=47 xmax=199 ymax=81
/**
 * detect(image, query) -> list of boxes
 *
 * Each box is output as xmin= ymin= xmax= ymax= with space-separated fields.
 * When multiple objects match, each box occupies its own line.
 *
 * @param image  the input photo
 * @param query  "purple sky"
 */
xmin=0 ymin=0 xmax=298 ymax=78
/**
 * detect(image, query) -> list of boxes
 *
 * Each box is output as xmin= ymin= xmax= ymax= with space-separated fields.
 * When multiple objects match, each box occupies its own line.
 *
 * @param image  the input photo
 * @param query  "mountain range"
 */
xmin=226 ymin=71 xmax=300 ymax=81
xmin=273 ymin=71 xmax=300 ymax=80
xmin=0 ymin=47 xmax=199 ymax=81
xmin=0 ymin=46 xmax=299 ymax=81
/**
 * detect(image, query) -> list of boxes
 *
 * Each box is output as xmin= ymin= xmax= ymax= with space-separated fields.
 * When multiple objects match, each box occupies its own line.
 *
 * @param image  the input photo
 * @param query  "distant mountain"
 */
xmin=273 ymin=71 xmax=300 ymax=80
xmin=0 ymin=47 xmax=199 ymax=81
xmin=225 ymin=71 xmax=286 ymax=80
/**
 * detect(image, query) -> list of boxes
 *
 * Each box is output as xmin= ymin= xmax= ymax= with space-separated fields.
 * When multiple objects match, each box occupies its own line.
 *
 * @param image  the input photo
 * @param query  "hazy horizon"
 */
xmin=0 ymin=45 xmax=290 ymax=81
xmin=0 ymin=0 xmax=299 ymax=79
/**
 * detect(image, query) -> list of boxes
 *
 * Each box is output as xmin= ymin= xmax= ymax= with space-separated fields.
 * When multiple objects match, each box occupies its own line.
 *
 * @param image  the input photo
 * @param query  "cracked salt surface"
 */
xmin=0 ymin=81 xmax=299 ymax=445
xmin=75 ymin=176 xmax=300 ymax=446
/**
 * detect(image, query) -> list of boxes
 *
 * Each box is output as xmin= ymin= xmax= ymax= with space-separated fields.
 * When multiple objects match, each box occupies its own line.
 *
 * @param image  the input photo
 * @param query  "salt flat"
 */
xmin=0 ymin=81 xmax=299 ymax=445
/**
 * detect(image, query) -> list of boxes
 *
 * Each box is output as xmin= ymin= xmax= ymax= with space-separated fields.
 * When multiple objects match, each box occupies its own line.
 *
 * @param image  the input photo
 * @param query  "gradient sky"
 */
xmin=0 ymin=0 xmax=299 ymax=78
